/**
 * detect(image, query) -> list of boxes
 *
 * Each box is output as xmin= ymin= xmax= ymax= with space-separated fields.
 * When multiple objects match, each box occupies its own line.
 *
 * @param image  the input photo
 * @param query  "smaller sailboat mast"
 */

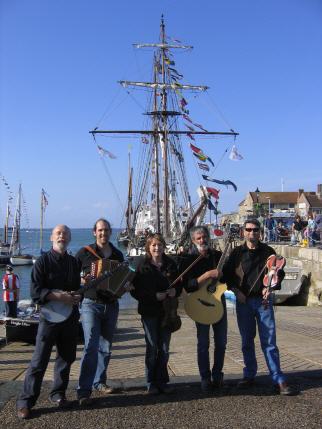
xmin=10 ymin=184 xmax=22 ymax=254
xmin=40 ymin=188 xmax=49 ymax=253
xmin=3 ymin=201 xmax=10 ymax=244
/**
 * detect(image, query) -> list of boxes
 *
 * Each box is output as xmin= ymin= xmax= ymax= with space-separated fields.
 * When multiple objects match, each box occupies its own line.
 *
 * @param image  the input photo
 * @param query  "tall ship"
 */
xmin=91 ymin=17 xmax=239 ymax=256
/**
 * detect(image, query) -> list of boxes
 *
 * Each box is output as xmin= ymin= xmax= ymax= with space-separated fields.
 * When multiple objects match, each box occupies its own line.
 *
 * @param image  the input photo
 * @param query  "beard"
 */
xmin=55 ymin=241 xmax=68 ymax=252
xmin=195 ymin=243 xmax=209 ymax=252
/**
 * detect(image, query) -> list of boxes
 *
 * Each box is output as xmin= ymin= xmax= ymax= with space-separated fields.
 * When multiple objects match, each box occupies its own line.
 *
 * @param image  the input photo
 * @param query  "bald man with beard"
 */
xmin=17 ymin=225 xmax=81 ymax=419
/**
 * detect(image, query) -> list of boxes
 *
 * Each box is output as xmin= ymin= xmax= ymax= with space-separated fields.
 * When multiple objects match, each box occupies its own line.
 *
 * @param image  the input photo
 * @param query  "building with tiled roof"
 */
xmin=238 ymin=185 xmax=322 ymax=221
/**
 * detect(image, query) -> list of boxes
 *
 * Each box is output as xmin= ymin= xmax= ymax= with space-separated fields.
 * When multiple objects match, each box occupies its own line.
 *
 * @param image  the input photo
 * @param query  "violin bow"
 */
xmin=170 ymin=254 xmax=204 ymax=288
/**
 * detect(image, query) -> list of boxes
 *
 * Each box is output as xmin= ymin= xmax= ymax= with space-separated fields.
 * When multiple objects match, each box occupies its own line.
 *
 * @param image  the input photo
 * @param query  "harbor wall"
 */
xmin=272 ymin=244 xmax=322 ymax=306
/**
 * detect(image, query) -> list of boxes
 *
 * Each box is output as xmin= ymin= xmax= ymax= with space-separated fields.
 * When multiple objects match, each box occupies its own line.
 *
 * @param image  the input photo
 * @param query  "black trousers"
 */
xmin=5 ymin=301 xmax=17 ymax=317
xmin=17 ymin=309 xmax=79 ymax=409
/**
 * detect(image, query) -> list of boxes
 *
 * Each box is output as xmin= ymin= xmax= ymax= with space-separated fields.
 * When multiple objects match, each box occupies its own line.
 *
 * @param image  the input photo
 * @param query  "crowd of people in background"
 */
xmin=257 ymin=212 xmax=321 ymax=247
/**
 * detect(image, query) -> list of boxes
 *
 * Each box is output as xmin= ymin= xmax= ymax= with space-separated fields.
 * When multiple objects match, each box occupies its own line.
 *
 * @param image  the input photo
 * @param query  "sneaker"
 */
xmin=94 ymin=383 xmax=116 ymax=394
xmin=274 ymin=382 xmax=298 ymax=396
xmin=146 ymin=386 xmax=159 ymax=395
xmin=78 ymin=397 xmax=92 ymax=407
xmin=201 ymin=379 xmax=213 ymax=393
xmin=237 ymin=378 xmax=255 ymax=389
xmin=49 ymin=396 xmax=72 ymax=408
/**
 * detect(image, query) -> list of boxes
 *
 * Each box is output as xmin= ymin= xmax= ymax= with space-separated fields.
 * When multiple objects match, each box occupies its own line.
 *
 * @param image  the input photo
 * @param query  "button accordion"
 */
xmin=90 ymin=259 xmax=135 ymax=298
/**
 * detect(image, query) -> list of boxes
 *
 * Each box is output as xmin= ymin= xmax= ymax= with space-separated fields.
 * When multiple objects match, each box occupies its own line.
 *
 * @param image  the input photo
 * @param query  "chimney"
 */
xmin=317 ymin=184 xmax=322 ymax=199
xmin=298 ymin=188 xmax=304 ymax=198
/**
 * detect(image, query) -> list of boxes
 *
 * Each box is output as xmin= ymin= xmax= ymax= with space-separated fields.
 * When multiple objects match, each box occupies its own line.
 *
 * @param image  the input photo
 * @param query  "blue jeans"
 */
xmin=141 ymin=316 xmax=171 ymax=389
xmin=77 ymin=298 xmax=119 ymax=398
xmin=196 ymin=297 xmax=227 ymax=382
xmin=17 ymin=309 xmax=79 ymax=409
xmin=236 ymin=296 xmax=286 ymax=384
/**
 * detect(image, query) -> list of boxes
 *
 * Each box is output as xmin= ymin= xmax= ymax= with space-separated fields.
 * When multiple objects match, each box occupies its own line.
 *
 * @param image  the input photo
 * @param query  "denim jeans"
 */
xmin=77 ymin=298 xmax=119 ymax=398
xmin=17 ymin=309 xmax=79 ymax=409
xmin=195 ymin=297 xmax=227 ymax=382
xmin=236 ymin=296 xmax=286 ymax=384
xmin=141 ymin=316 xmax=171 ymax=389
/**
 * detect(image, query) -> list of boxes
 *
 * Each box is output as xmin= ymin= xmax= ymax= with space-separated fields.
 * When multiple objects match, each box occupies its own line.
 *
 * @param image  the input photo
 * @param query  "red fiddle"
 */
xmin=263 ymin=254 xmax=286 ymax=289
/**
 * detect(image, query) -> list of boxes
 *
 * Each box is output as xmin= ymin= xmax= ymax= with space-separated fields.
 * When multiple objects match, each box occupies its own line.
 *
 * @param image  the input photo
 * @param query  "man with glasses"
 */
xmin=223 ymin=219 xmax=296 ymax=396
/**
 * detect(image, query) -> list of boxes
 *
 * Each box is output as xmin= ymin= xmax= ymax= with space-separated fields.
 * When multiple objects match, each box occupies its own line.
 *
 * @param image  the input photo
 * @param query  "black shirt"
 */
xmin=179 ymin=248 xmax=222 ymax=293
xmin=223 ymin=242 xmax=276 ymax=297
xmin=75 ymin=242 xmax=124 ymax=303
xmin=30 ymin=249 xmax=81 ymax=305
xmin=131 ymin=255 xmax=180 ymax=317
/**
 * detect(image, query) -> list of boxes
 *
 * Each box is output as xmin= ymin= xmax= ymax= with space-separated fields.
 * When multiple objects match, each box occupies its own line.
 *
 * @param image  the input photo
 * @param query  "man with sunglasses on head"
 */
xmin=223 ymin=219 xmax=297 ymax=396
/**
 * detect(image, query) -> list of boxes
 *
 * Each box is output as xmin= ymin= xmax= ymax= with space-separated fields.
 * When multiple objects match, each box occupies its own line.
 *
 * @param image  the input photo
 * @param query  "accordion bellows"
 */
xmin=90 ymin=259 xmax=135 ymax=297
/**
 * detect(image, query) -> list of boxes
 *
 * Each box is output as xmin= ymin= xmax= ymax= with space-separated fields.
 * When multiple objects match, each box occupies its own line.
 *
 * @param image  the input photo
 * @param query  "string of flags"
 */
xmin=201 ymin=176 xmax=237 ymax=192
xmin=0 ymin=174 xmax=14 ymax=202
xmin=190 ymin=144 xmax=214 ymax=167
xmin=206 ymin=187 xmax=220 ymax=199
xmin=229 ymin=145 xmax=243 ymax=161
xmin=41 ymin=188 xmax=49 ymax=210
xmin=97 ymin=144 xmax=117 ymax=159
xmin=198 ymin=163 xmax=209 ymax=172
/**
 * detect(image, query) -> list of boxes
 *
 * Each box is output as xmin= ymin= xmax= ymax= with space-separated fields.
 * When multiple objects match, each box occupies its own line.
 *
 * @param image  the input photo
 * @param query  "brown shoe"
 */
xmin=275 ymin=381 xmax=298 ymax=396
xmin=17 ymin=407 xmax=30 ymax=420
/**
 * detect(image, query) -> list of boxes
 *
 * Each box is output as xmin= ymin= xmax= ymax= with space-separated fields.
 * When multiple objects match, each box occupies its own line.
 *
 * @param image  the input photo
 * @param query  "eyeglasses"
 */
xmin=245 ymin=227 xmax=260 ymax=232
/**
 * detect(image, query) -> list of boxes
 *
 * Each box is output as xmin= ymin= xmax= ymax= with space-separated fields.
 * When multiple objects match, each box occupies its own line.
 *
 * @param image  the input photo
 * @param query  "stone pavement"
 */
xmin=1 ymin=304 xmax=322 ymax=399
xmin=1 ymin=304 xmax=322 ymax=428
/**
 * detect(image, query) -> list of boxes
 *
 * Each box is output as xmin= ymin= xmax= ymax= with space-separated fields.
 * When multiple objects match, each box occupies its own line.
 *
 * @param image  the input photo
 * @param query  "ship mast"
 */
xmin=160 ymin=17 xmax=170 ymax=237
xmin=90 ymin=17 xmax=239 ymax=243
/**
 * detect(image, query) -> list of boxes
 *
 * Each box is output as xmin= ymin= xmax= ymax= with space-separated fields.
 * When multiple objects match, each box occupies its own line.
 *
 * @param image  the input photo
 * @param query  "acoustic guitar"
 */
xmin=184 ymin=236 xmax=232 ymax=325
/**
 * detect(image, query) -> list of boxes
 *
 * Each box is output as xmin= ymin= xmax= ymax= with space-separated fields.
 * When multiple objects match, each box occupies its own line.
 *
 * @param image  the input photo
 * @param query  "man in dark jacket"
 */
xmin=223 ymin=219 xmax=296 ymax=395
xmin=181 ymin=226 xmax=227 ymax=393
xmin=76 ymin=218 xmax=128 ymax=404
xmin=16 ymin=225 xmax=81 ymax=419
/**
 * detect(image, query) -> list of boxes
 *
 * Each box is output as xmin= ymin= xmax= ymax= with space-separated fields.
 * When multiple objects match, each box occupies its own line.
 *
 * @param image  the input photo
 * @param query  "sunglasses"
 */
xmin=245 ymin=227 xmax=260 ymax=232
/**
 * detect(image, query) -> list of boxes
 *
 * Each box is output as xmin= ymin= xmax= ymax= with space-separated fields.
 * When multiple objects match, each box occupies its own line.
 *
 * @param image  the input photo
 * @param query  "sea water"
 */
xmin=0 ymin=228 xmax=137 ymax=314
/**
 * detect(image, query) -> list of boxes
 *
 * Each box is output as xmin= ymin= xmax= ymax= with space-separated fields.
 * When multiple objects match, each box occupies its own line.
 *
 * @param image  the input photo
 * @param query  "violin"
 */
xmin=263 ymin=254 xmax=286 ymax=289
xmin=262 ymin=254 xmax=285 ymax=308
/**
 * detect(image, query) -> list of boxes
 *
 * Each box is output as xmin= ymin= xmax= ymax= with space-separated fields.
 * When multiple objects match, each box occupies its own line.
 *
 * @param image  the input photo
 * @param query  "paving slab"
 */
xmin=1 ymin=305 xmax=322 ymax=427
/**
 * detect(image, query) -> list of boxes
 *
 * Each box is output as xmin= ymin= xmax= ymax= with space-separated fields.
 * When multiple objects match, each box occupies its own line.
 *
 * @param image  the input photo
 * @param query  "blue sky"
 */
xmin=1 ymin=0 xmax=321 ymax=228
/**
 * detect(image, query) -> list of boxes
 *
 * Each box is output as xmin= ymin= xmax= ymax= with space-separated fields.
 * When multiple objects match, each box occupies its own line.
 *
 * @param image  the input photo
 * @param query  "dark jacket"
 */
xmin=131 ymin=255 xmax=180 ymax=318
xmin=75 ymin=242 xmax=124 ymax=303
xmin=30 ymin=249 xmax=80 ymax=305
xmin=223 ymin=241 xmax=281 ymax=297
xmin=179 ymin=248 xmax=222 ymax=293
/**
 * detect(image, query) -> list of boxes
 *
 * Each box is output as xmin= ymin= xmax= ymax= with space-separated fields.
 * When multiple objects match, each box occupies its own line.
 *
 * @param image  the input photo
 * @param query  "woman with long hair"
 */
xmin=131 ymin=233 xmax=181 ymax=395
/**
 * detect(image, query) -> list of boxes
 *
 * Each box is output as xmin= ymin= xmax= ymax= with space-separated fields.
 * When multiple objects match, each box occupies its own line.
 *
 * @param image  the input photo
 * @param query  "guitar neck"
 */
xmin=216 ymin=238 xmax=232 ymax=271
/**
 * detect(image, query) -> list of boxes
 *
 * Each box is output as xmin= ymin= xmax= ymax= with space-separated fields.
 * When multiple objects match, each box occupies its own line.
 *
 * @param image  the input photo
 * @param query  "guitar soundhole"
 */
xmin=198 ymin=298 xmax=215 ymax=307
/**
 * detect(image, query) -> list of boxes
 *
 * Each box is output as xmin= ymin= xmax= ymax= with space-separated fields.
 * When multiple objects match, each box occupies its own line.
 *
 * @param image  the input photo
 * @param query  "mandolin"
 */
xmin=184 ymin=236 xmax=232 ymax=325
